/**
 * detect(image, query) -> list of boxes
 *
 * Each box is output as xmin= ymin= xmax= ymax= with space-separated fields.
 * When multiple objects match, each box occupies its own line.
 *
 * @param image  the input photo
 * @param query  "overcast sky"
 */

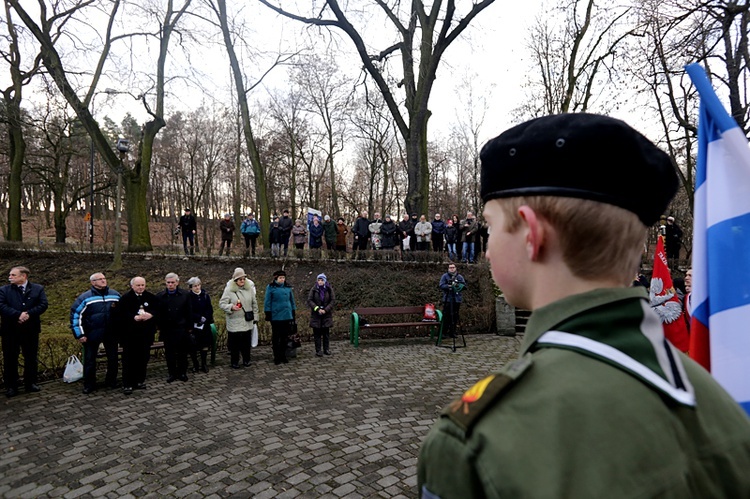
xmin=83 ymin=0 xmax=546 ymax=146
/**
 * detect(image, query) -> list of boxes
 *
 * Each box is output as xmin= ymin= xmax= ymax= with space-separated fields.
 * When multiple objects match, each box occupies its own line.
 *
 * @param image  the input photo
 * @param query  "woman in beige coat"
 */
xmin=219 ymin=267 xmax=259 ymax=368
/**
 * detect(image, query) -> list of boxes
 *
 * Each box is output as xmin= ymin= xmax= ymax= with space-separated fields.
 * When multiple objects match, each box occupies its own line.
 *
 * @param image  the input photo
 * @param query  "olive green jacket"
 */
xmin=418 ymin=287 xmax=750 ymax=498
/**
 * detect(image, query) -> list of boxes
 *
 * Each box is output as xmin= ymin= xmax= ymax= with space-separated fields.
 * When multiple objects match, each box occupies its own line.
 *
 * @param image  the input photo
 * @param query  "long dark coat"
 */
xmin=307 ymin=283 xmax=335 ymax=329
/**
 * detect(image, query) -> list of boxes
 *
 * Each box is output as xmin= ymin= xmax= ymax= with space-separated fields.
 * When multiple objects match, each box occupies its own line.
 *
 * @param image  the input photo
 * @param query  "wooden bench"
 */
xmin=349 ymin=306 xmax=443 ymax=348
xmin=94 ymin=324 xmax=219 ymax=364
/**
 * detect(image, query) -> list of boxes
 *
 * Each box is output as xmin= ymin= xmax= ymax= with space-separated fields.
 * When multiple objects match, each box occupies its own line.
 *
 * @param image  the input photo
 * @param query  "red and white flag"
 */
xmin=650 ymin=236 xmax=690 ymax=352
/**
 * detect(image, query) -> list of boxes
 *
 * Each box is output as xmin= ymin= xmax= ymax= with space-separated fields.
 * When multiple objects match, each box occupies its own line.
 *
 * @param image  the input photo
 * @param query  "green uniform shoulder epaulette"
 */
xmin=441 ymin=353 xmax=533 ymax=433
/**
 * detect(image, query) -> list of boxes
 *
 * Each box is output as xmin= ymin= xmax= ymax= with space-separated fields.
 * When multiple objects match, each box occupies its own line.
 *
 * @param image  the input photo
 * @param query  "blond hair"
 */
xmin=496 ymin=197 xmax=647 ymax=285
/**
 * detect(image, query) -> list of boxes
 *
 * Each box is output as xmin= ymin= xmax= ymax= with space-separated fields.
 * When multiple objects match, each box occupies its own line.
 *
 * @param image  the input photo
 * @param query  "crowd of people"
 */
xmin=176 ymin=207 xmax=491 ymax=262
xmin=0 ymin=261 xmax=468 ymax=398
xmin=0 ymin=265 xmax=355 ymax=397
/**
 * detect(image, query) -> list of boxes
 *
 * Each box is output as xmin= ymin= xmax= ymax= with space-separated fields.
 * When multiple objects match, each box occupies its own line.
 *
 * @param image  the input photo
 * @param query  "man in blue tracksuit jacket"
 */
xmin=70 ymin=272 xmax=120 ymax=394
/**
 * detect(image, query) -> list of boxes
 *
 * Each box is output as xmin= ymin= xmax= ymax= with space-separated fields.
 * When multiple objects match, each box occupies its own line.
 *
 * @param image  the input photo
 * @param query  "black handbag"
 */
xmin=236 ymin=292 xmax=254 ymax=322
xmin=289 ymin=321 xmax=301 ymax=347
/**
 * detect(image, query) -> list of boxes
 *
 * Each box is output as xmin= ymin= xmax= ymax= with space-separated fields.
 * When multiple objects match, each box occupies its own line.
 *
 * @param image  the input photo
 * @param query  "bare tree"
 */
xmin=1 ymin=1 xmax=42 ymax=241
xmin=293 ymin=54 xmax=352 ymax=218
xmin=206 ymin=0 xmax=283 ymax=247
xmin=515 ymin=0 xmax=636 ymax=119
xmin=259 ymin=0 xmax=496 ymax=217
xmin=9 ymin=0 xmax=194 ymax=254
xmin=629 ymin=0 xmax=750 ymax=212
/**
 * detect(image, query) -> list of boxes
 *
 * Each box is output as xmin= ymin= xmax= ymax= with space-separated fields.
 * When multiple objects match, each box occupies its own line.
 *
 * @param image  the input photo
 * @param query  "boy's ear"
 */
xmin=518 ymin=205 xmax=544 ymax=261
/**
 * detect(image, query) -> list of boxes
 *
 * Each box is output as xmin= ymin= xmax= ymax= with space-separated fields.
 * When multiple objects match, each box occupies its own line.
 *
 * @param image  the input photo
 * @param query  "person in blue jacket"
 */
xmin=70 ymin=272 xmax=121 ymax=394
xmin=240 ymin=213 xmax=261 ymax=257
xmin=264 ymin=270 xmax=297 ymax=365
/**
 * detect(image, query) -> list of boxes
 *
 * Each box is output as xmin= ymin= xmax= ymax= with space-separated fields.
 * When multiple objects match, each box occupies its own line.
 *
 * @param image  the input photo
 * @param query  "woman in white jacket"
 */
xmin=414 ymin=215 xmax=432 ymax=251
xmin=219 ymin=267 xmax=259 ymax=368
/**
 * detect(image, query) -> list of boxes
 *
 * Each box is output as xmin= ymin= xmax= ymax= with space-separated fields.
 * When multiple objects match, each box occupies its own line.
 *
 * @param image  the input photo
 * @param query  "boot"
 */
xmin=200 ymin=351 xmax=208 ymax=373
xmin=191 ymin=352 xmax=200 ymax=373
xmin=190 ymin=247 xmax=194 ymax=255
xmin=244 ymin=249 xmax=249 ymax=257
xmin=218 ymin=247 xmax=223 ymax=256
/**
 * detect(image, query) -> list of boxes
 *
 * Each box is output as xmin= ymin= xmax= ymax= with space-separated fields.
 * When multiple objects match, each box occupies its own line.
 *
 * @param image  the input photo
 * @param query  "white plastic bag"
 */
xmin=251 ymin=324 xmax=259 ymax=348
xmin=63 ymin=355 xmax=83 ymax=383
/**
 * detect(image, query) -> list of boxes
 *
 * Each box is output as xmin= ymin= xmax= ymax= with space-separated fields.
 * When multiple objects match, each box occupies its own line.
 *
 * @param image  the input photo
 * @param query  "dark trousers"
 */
xmin=2 ymin=331 xmax=39 ymax=389
xmin=442 ymin=301 xmax=461 ymax=337
xmin=282 ymin=238 xmax=290 ymax=256
xmin=271 ymin=321 xmax=290 ymax=363
xmin=409 ymin=234 xmax=417 ymax=251
xmin=354 ymin=237 xmax=368 ymax=251
xmin=227 ymin=330 xmax=251 ymax=366
xmin=432 ymin=234 xmax=444 ymax=253
xmin=182 ymin=232 xmax=194 ymax=254
xmin=122 ymin=333 xmax=152 ymax=388
xmin=219 ymin=238 xmax=232 ymax=255
xmin=163 ymin=331 xmax=189 ymax=377
xmin=82 ymin=335 xmax=119 ymax=390
xmin=243 ymin=234 xmax=258 ymax=255
xmin=313 ymin=327 xmax=330 ymax=353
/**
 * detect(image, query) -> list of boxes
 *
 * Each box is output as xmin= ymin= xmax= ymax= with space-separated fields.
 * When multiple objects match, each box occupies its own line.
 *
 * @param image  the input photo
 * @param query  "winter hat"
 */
xmin=232 ymin=268 xmax=247 ymax=281
xmin=317 ymin=273 xmax=327 ymax=282
xmin=273 ymin=270 xmax=287 ymax=279
xmin=480 ymin=112 xmax=677 ymax=226
xmin=324 ymin=215 xmax=331 ymax=221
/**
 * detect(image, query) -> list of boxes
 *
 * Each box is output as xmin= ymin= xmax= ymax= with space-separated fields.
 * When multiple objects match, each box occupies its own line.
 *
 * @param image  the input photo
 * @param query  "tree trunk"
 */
xmin=214 ymin=0 xmax=271 ymax=247
xmin=6 ymin=114 xmax=24 ymax=241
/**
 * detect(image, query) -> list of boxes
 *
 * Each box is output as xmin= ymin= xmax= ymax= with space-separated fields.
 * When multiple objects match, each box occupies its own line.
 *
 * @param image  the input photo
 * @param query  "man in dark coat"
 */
xmin=322 ymin=215 xmax=337 ymax=256
xmin=431 ymin=214 xmax=446 ymax=253
xmin=0 ymin=266 xmax=48 ymax=397
xmin=438 ymin=263 xmax=466 ymax=338
xmin=117 ymin=276 xmax=158 ymax=394
xmin=218 ymin=213 xmax=235 ymax=256
xmin=278 ymin=209 xmax=294 ymax=257
xmin=156 ymin=273 xmax=193 ymax=383
xmin=408 ymin=213 xmax=419 ymax=251
xmin=352 ymin=211 xmax=370 ymax=257
xmin=664 ymin=215 xmax=683 ymax=265
xmin=177 ymin=208 xmax=197 ymax=255
xmin=70 ymin=272 xmax=121 ymax=394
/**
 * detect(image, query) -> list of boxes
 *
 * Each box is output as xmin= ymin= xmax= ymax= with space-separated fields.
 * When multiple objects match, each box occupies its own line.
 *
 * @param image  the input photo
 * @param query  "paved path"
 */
xmin=0 ymin=334 xmax=521 ymax=498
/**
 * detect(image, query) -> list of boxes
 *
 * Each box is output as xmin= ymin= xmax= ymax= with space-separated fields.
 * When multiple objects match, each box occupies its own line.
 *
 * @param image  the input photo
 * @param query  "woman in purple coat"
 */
xmin=307 ymin=273 xmax=335 ymax=356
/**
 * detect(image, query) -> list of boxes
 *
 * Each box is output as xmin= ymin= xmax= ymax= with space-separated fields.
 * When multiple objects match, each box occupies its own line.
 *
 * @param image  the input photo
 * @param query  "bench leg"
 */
xmin=211 ymin=324 xmax=218 ymax=366
xmin=350 ymin=313 xmax=360 ymax=348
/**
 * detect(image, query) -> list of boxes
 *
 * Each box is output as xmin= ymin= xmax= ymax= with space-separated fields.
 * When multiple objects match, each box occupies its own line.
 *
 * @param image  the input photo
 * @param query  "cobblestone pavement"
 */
xmin=0 ymin=334 xmax=521 ymax=498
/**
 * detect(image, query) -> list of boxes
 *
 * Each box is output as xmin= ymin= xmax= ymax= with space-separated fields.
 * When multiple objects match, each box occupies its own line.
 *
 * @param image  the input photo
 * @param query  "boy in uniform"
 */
xmin=418 ymin=113 xmax=750 ymax=498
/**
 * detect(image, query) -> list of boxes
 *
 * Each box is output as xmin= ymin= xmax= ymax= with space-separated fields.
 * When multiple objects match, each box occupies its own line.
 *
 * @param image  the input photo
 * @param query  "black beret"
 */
xmin=480 ymin=113 xmax=678 ymax=226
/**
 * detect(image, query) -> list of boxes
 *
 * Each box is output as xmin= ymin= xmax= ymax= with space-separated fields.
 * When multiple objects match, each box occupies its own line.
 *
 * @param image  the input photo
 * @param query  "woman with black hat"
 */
xmin=264 ymin=270 xmax=297 ymax=365
xmin=219 ymin=268 xmax=258 ymax=368
xmin=307 ymin=273 xmax=335 ymax=356
xmin=186 ymin=276 xmax=214 ymax=373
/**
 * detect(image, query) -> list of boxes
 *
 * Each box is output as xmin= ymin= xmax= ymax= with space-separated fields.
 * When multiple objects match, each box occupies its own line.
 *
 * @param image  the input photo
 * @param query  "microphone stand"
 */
xmin=438 ymin=280 xmax=467 ymax=352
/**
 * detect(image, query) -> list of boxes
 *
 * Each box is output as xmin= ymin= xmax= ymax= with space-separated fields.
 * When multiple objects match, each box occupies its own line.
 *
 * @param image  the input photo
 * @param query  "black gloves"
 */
xmin=265 ymin=311 xmax=272 ymax=322
xmin=292 ymin=310 xmax=296 ymax=320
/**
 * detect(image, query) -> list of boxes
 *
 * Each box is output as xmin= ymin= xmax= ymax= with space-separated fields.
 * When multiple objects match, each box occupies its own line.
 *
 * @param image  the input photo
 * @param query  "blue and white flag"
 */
xmin=686 ymin=63 xmax=750 ymax=415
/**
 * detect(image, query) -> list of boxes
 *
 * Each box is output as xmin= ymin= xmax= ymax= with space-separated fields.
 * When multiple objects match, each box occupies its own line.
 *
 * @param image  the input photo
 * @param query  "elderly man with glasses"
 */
xmin=70 ymin=272 xmax=121 ymax=394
